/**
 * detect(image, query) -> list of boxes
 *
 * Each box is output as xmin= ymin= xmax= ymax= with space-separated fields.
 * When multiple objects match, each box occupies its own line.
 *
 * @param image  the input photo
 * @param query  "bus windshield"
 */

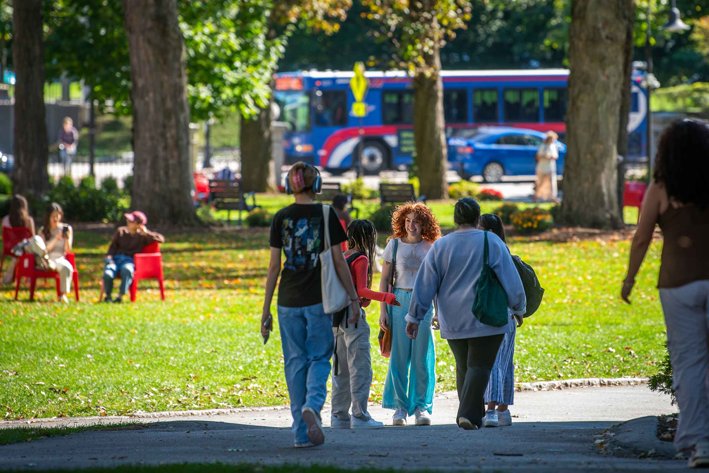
xmin=274 ymin=91 xmax=310 ymax=132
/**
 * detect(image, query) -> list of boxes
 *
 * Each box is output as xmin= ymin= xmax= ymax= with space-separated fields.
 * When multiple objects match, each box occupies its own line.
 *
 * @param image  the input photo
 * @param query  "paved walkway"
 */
xmin=0 ymin=385 xmax=686 ymax=472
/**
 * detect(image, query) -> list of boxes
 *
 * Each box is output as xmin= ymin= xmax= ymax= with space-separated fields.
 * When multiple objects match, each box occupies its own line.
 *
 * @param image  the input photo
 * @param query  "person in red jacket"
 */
xmin=330 ymin=219 xmax=399 ymax=430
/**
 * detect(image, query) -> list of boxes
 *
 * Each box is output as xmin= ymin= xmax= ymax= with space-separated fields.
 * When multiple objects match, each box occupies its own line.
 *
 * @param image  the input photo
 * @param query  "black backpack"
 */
xmin=512 ymin=255 xmax=544 ymax=317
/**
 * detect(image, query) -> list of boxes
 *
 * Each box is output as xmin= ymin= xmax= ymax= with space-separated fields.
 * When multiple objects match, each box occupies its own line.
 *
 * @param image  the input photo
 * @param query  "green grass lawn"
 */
xmin=0 ymin=208 xmax=666 ymax=420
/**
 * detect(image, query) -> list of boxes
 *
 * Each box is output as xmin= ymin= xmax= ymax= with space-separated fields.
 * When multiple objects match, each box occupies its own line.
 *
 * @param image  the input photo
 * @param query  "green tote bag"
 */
xmin=472 ymin=231 xmax=509 ymax=327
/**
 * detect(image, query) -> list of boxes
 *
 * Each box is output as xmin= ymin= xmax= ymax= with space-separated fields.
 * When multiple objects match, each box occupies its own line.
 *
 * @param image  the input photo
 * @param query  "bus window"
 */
xmin=473 ymin=89 xmax=498 ymax=122
xmin=444 ymin=89 xmax=468 ymax=123
xmin=274 ymin=90 xmax=310 ymax=132
xmin=312 ymin=90 xmax=347 ymax=127
xmin=543 ymin=88 xmax=567 ymax=122
xmin=382 ymin=91 xmax=414 ymax=125
xmin=631 ymin=91 xmax=640 ymax=113
xmin=504 ymin=88 xmax=539 ymax=122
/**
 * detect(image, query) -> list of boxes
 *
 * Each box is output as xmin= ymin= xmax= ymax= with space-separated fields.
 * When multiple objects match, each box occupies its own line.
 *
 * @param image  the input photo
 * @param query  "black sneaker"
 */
xmin=103 ymin=296 xmax=112 ymax=303
xmin=113 ymin=296 xmax=123 ymax=303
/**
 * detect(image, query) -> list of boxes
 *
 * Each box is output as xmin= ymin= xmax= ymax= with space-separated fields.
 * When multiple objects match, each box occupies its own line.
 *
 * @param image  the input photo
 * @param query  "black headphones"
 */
xmin=285 ymin=164 xmax=322 ymax=195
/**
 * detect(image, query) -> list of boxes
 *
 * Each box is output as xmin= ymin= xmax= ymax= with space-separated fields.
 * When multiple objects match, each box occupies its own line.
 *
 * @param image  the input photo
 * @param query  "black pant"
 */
xmin=447 ymin=334 xmax=504 ymax=427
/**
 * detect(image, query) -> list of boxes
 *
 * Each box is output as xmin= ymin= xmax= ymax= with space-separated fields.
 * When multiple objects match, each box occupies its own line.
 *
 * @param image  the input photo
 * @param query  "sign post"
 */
xmin=350 ymin=62 xmax=368 ymax=176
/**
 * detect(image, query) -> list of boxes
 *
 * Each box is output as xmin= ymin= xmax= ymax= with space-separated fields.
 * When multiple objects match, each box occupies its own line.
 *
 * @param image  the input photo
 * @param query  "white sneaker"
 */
xmin=688 ymin=441 xmax=709 ymax=468
xmin=414 ymin=408 xmax=431 ymax=426
xmin=392 ymin=408 xmax=407 ymax=426
xmin=301 ymin=406 xmax=324 ymax=446
xmin=330 ymin=415 xmax=351 ymax=429
xmin=497 ymin=409 xmax=512 ymax=427
xmin=482 ymin=409 xmax=499 ymax=428
xmin=351 ymin=415 xmax=384 ymax=429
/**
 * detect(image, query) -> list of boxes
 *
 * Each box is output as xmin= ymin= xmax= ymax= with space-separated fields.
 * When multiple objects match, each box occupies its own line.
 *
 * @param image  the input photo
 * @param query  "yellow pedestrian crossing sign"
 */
xmin=350 ymin=62 xmax=368 ymax=117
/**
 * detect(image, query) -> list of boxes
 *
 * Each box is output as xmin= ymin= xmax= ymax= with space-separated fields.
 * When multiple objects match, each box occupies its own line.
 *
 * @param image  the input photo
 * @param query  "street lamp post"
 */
xmin=645 ymin=1 xmax=654 ymax=181
xmin=619 ymin=1 xmax=689 ymax=222
xmin=644 ymin=0 xmax=690 ymax=180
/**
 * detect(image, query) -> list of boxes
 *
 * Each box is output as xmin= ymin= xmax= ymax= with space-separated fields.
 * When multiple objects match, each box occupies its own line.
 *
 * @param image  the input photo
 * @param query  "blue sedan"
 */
xmin=447 ymin=127 xmax=566 ymax=182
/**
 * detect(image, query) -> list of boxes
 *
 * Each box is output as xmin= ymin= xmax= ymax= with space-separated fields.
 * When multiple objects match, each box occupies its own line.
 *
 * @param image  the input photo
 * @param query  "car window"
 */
xmin=522 ymin=134 xmax=543 ymax=146
xmin=496 ymin=135 xmax=527 ymax=146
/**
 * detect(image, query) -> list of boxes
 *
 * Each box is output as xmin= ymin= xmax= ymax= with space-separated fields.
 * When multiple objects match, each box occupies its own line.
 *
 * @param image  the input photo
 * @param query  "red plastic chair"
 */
xmin=1 ymin=226 xmax=33 ymax=275
xmin=623 ymin=181 xmax=647 ymax=209
xmin=14 ymin=252 xmax=80 ymax=301
xmin=130 ymin=242 xmax=165 ymax=302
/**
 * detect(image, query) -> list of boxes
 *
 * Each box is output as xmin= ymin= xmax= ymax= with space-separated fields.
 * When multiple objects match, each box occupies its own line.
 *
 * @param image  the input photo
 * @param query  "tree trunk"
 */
xmin=123 ymin=0 xmax=196 ymax=225
xmin=240 ymin=105 xmax=272 ymax=193
xmin=560 ymin=0 xmax=633 ymax=229
xmin=616 ymin=2 xmax=635 ymax=220
xmin=413 ymin=43 xmax=448 ymax=200
xmin=12 ymin=0 xmax=49 ymax=199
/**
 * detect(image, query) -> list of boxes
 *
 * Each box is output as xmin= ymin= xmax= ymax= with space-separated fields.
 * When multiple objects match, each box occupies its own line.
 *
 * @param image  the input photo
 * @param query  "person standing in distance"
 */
xmin=58 ymin=117 xmax=79 ymax=177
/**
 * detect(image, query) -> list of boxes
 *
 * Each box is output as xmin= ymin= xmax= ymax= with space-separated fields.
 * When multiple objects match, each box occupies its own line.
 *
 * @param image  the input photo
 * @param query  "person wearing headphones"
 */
xmin=261 ymin=161 xmax=360 ymax=448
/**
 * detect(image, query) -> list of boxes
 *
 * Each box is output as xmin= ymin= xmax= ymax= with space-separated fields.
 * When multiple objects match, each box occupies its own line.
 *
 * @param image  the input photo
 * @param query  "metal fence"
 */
xmin=49 ymin=152 xmax=241 ymax=189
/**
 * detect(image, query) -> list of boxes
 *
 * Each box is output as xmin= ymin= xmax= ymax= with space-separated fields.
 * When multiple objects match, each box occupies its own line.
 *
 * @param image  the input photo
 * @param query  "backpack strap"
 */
xmin=345 ymin=251 xmax=365 ymax=266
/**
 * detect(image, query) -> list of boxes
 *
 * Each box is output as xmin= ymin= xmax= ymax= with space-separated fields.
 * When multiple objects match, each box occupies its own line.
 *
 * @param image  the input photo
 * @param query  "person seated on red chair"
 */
xmin=38 ymin=202 xmax=74 ymax=303
xmin=2 ymin=194 xmax=35 ymax=285
xmin=103 ymin=210 xmax=164 ymax=303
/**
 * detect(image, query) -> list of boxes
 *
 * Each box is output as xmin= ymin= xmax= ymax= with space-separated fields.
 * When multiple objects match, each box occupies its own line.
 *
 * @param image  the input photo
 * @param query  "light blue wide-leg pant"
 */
xmin=382 ymin=288 xmax=435 ymax=415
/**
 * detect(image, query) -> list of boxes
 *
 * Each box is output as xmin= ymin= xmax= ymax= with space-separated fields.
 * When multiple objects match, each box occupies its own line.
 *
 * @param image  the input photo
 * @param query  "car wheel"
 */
xmin=482 ymin=162 xmax=504 ymax=183
xmin=357 ymin=141 xmax=389 ymax=175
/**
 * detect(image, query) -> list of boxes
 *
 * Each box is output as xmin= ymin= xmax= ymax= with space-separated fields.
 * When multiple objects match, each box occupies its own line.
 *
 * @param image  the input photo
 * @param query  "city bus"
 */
xmin=273 ymin=69 xmax=648 ymax=177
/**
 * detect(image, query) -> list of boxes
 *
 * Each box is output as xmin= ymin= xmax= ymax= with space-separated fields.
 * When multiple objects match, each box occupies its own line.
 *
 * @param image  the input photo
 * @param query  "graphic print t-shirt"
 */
xmin=270 ymin=203 xmax=347 ymax=307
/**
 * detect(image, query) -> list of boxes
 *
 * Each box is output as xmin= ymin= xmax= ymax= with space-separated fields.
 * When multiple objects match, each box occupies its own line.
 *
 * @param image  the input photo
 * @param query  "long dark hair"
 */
xmin=42 ymin=202 xmax=64 ymax=242
xmin=8 ymin=194 xmax=31 ymax=228
xmin=480 ymin=213 xmax=506 ymax=243
xmin=653 ymin=119 xmax=709 ymax=207
xmin=347 ymin=219 xmax=377 ymax=288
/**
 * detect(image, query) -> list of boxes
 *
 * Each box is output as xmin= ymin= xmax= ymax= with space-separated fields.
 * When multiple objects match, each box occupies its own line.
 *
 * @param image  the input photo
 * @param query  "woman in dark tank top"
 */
xmin=621 ymin=119 xmax=709 ymax=467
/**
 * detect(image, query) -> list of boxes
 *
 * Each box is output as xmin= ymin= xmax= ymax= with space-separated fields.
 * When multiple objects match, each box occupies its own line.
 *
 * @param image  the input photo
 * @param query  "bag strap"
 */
xmin=483 ymin=230 xmax=489 ymax=265
xmin=345 ymin=251 xmax=365 ymax=266
xmin=390 ymin=238 xmax=399 ymax=288
xmin=322 ymin=204 xmax=331 ymax=250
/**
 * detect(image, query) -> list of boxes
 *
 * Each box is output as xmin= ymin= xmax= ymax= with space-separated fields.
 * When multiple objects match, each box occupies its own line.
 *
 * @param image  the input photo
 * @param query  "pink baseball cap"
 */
xmin=124 ymin=210 xmax=147 ymax=225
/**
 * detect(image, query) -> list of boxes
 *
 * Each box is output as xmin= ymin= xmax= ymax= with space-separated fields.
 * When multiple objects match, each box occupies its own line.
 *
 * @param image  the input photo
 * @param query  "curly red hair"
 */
xmin=390 ymin=202 xmax=441 ymax=242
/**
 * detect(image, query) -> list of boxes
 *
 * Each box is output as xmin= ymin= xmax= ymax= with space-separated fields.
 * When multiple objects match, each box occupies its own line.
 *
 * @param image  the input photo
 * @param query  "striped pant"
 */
xmin=484 ymin=323 xmax=516 ymax=405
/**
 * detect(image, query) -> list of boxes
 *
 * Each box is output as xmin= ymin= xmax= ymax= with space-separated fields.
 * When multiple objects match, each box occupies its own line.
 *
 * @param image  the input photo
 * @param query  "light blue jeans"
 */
xmin=103 ymin=254 xmax=135 ymax=298
xmin=278 ymin=303 xmax=334 ymax=445
xmin=382 ymin=288 xmax=435 ymax=415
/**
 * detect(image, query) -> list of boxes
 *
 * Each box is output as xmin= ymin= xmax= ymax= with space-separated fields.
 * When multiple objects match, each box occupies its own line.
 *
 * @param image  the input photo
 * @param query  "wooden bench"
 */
xmin=379 ymin=183 xmax=425 ymax=206
xmin=316 ymin=181 xmax=345 ymax=203
xmin=316 ymin=181 xmax=359 ymax=218
xmin=208 ymin=179 xmax=259 ymax=225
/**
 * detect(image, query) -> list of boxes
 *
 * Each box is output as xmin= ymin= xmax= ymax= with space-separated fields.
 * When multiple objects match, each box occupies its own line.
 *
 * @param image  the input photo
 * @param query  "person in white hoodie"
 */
xmin=404 ymin=197 xmax=526 ymax=430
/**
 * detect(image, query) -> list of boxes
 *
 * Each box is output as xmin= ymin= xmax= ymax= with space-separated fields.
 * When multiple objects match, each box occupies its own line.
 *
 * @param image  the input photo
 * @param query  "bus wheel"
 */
xmin=482 ymin=162 xmax=504 ymax=183
xmin=357 ymin=141 xmax=389 ymax=175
